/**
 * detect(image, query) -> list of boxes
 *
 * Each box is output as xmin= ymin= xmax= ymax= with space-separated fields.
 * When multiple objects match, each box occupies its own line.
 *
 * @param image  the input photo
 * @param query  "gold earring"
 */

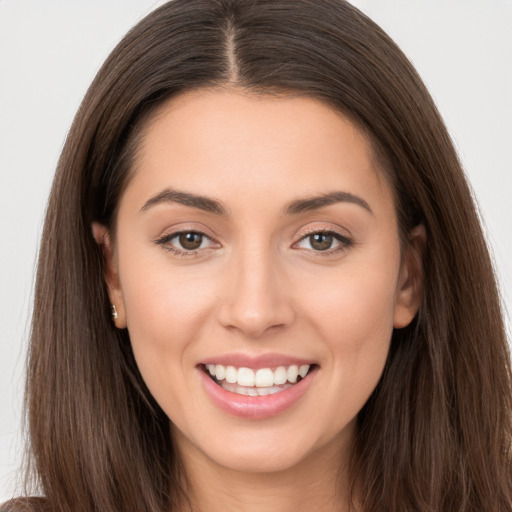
xmin=111 ymin=304 xmax=118 ymax=320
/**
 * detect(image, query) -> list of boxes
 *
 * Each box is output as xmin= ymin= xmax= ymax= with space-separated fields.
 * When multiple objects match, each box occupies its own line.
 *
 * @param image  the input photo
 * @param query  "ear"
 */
xmin=91 ymin=222 xmax=127 ymax=329
xmin=393 ymin=224 xmax=426 ymax=329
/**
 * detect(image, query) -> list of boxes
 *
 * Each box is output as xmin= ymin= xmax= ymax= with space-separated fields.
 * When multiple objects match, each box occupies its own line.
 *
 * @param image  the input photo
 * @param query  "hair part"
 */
xmin=5 ymin=1 xmax=511 ymax=511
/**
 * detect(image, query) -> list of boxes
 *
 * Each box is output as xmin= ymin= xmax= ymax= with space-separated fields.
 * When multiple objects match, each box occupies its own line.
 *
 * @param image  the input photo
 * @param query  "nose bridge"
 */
xmin=217 ymin=238 xmax=294 ymax=337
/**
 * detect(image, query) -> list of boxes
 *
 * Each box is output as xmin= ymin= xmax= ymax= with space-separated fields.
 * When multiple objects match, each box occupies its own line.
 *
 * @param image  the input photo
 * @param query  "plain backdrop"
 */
xmin=1 ymin=0 xmax=511 ymax=502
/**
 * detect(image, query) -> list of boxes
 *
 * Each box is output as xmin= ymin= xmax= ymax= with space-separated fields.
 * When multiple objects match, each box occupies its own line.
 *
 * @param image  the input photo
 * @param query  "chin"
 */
xmin=175 ymin=417 xmax=350 ymax=477
xmin=205 ymin=440 xmax=314 ymax=474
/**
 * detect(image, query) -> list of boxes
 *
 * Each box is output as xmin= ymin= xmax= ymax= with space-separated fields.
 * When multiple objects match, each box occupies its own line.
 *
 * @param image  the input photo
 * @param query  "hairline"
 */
xmin=106 ymin=83 xmax=404 ymax=245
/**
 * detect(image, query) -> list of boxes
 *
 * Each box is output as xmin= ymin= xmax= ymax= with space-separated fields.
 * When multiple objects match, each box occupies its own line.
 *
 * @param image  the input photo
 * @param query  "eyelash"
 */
xmin=155 ymin=230 xmax=217 ymax=257
xmin=154 ymin=229 xmax=353 ymax=257
xmin=293 ymin=229 xmax=353 ymax=255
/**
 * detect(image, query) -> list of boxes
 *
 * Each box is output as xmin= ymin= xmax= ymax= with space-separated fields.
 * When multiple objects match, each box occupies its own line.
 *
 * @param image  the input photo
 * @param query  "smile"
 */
xmin=199 ymin=361 xmax=318 ymax=419
xmin=204 ymin=364 xmax=312 ymax=396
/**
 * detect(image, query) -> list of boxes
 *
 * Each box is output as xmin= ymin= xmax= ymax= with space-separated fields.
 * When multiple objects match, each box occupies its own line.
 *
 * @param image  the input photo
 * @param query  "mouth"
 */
xmin=198 ymin=359 xmax=319 ymax=419
xmin=201 ymin=363 xmax=318 ymax=397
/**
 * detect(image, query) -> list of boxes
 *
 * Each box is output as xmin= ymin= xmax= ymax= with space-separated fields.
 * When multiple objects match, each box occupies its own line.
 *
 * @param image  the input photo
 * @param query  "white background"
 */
xmin=1 ymin=0 xmax=511 ymax=502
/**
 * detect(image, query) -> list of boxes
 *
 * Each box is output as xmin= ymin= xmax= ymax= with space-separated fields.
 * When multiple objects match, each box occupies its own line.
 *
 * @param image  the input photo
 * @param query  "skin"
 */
xmin=93 ymin=88 xmax=424 ymax=512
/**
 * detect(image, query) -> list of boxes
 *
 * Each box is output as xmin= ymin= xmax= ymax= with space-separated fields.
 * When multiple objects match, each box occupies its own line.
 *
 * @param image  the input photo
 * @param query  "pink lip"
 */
xmin=200 ymin=352 xmax=316 ymax=369
xmin=198 ymin=364 xmax=318 ymax=420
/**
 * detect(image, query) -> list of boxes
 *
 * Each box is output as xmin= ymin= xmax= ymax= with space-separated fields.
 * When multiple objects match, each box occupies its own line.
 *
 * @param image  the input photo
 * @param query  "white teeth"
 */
xmin=273 ymin=366 xmax=288 ymax=385
xmin=287 ymin=365 xmax=299 ymax=383
xmin=225 ymin=365 xmax=238 ymax=384
xmin=215 ymin=364 xmax=226 ymax=380
xmin=299 ymin=365 xmax=309 ymax=378
xmin=237 ymin=367 xmax=255 ymax=387
xmin=255 ymin=368 xmax=274 ymax=387
xmin=205 ymin=363 xmax=311 ymax=388
xmin=221 ymin=382 xmax=294 ymax=396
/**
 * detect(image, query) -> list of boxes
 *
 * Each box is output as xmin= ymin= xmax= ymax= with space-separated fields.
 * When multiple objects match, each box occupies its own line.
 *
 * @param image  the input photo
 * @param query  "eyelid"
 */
xmin=294 ymin=223 xmax=352 ymax=242
xmin=153 ymin=223 xmax=353 ymax=256
xmin=153 ymin=226 xmax=221 ymax=256
xmin=292 ymin=225 xmax=353 ymax=254
xmin=153 ymin=221 xmax=221 ymax=244
xmin=296 ymin=224 xmax=349 ymax=238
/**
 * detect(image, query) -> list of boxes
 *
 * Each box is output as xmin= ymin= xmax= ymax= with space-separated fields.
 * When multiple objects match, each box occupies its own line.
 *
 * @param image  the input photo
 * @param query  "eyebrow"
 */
xmin=140 ymin=188 xmax=227 ymax=215
xmin=284 ymin=191 xmax=373 ymax=215
xmin=140 ymin=188 xmax=372 ymax=216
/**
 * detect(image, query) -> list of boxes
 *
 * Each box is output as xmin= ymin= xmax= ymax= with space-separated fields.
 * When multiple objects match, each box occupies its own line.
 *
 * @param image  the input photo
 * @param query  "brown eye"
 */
xmin=294 ymin=230 xmax=352 ymax=254
xmin=155 ymin=230 xmax=218 ymax=255
xmin=178 ymin=232 xmax=203 ymax=250
xmin=309 ymin=233 xmax=334 ymax=251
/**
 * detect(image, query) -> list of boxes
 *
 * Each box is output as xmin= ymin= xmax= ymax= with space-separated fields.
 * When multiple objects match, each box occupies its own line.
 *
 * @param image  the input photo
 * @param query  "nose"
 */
xmin=216 ymin=245 xmax=295 ymax=338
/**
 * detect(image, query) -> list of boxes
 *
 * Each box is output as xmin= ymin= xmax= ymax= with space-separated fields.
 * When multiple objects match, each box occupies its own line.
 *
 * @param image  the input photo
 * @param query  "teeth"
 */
xmin=237 ymin=367 xmax=255 ymax=387
xmin=225 ymin=366 xmax=238 ymax=384
xmin=205 ymin=363 xmax=311 ymax=388
xmin=299 ymin=365 xmax=309 ymax=378
xmin=255 ymin=368 xmax=274 ymax=387
xmin=215 ymin=364 xmax=226 ymax=380
xmin=287 ymin=365 xmax=299 ymax=383
xmin=274 ymin=366 xmax=288 ymax=385
xmin=221 ymin=382 xmax=294 ymax=396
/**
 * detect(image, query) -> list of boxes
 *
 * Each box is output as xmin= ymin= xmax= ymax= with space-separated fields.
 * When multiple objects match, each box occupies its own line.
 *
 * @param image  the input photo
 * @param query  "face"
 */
xmin=95 ymin=88 xmax=422 ymax=476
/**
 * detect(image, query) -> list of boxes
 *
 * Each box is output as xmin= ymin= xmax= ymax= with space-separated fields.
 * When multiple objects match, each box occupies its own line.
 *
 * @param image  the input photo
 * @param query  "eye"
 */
xmin=176 ymin=232 xmax=205 ymax=250
xmin=295 ymin=231 xmax=351 ymax=253
xmin=155 ymin=230 xmax=217 ymax=255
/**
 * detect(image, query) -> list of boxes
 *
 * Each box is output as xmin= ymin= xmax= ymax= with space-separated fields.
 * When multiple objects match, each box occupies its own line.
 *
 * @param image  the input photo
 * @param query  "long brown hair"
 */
xmin=4 ymin=1 xmax=511 ymax=510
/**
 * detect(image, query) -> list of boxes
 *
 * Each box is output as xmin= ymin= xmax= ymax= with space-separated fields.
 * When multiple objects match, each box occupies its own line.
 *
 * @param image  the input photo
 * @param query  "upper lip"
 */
xmin=199 ymin=352 xmax=317 ymax=370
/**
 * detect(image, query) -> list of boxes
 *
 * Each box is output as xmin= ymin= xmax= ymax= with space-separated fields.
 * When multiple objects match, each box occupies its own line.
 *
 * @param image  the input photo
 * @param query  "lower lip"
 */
xmin=198 ymin=367 xmax=317 ymax=419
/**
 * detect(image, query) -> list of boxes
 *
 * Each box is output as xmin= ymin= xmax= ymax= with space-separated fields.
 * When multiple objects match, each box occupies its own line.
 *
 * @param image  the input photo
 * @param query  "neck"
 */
xmin=174 ymin=428 xmax=355 ymax=512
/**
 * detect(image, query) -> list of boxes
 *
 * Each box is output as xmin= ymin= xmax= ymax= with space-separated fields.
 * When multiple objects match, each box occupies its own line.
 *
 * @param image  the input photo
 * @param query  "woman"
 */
xmin=3 ymin=0 xmax=511 ymax=510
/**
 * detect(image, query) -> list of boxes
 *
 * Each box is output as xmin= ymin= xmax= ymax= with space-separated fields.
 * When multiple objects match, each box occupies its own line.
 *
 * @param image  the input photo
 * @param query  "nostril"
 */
xmin=215 ymin=280 xmax=296 ymax=338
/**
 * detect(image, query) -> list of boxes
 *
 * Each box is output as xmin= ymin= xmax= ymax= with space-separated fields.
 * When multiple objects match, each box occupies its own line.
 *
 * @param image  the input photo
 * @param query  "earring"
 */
xmin=111 ymin=304 xmax=118 ymax=320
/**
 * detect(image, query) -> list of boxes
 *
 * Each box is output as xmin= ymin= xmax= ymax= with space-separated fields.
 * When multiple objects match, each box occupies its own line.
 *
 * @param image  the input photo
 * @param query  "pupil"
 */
xmin=179 ymin=232 xmax=202 ymax=250
xmin=311 ymin=233 xmax=332 ymax=251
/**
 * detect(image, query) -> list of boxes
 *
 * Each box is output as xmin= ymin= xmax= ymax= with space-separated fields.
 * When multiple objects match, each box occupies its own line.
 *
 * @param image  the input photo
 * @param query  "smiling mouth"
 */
xmin=202 ymin=363 xmax=317 ymax=396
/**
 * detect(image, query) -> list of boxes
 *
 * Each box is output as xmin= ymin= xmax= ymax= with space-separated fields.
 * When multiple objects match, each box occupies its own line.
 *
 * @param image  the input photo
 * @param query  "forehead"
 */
xmin=124 ymin=88 xmax=394 ymax=217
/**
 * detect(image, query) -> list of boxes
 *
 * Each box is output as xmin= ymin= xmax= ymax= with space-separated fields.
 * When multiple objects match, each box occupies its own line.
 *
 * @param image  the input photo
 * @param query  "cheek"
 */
xmin=116 ymin=249 xmax=217 ymax=395
xmin=119 ymin=237 xmax=216 ymax=329
xmin=302 ymin=256 xmax=399 ymax=343
xmin=298 ymin=254 xmax=399 ymax=401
